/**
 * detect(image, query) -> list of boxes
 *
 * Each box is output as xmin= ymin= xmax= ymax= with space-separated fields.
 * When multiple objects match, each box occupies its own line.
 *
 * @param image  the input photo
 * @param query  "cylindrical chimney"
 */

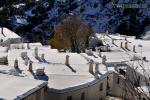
xmin=112 ymin=39 xmax=114 ymax=44
xmin=120 ymin=42 xmax=123 ymax=48
xmin=14 ymin=59 xmax=18 ymax=69
xmin=89 ymin=60 xmax=94 ymax=73
xmin=27 ymin=43 xmax=30 ymax=49
xmin=41 ymin=54 xmax=45 ymax=60
xmin=102 ymin=55 xmax=107 ymax=64
xmin=95 ymin=47 xmax=99 ymax=53
xmin=98 ymin=51 xmax=101 ymax=57
xmin=65 ymin=55 xmax=69 ymax=65
xmin=28 ymin=60 xmax=33 ymax=72
xmin=35 ymin=47 xmax=38 ymax=58
xmin=1 ymin=27 xmax=3 ymax=35
xmin=95 ymin=62 xmax=99 ymax=73
xmin=133 ymin=45 xmax=136 ymax=52
xmin=125 ymin=42 xmax=128 ymax=49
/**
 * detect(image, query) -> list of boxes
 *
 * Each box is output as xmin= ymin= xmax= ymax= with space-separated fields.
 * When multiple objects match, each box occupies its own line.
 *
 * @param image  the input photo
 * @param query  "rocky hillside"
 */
xmin=1 ymin=0 xmax=150 ymax=44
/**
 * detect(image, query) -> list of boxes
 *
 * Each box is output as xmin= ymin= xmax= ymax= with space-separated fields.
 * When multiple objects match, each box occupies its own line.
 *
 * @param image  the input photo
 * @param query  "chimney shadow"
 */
xmin=126 ymin=48 xmax=130 ymax=51
xmin=113 ymin=43 xmax=118 ymax=47
xmin=66 ymin=64 xmax=76 ymax=73
xmin=36 ymin=74 xmax=49 ymax=81
xmin=97 ymin=72 xmax=103 ymax=75
xmin=30 ymin=71 xmax=49 ymax=81
xmin=89 ymin=71 xmax=94 ymax=75
xmin=15 ymin=68 xmax=22 ymax=73
xmin=36 ymin=56 xmax=51 ymax=64
xmin=87 ymin=53 xmax=98 ymax=58
xmin=121 ymin=48 xmax=128 ymax=52
xmin=92 ymin=54 xmax=98 ymax=58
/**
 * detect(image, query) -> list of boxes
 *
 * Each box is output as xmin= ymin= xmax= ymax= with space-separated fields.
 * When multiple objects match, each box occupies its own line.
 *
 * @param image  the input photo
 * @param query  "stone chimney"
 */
xmin=36 ymin=67 xmax=45 ymax=76
xmin=95 ymin=47 xmax=99 ymax=53
xmin=120 ymin=42 xmax=123 ymax=48
xmin=102 ymin=55 xmax=107 ymax=64
xmin=133 ymin=45 xmax=136 ymax=52
xmin=112 ymin=39 xmax=114 ymax=44
xmin=125 ymin=42 xmax=128 ymax=49
xmin=35 ymin=47 xmax=38 ymax=58
xmin=14 ymin=59 xmax=18 ymax=69
xmin=1 ymin=27 xmax=3 ymax=35
xmin=89 ymin=60 xmax=94 ymax=73
xmin=24 ymin=57 xmax=28 ymax=66
xmin=28 ymin=60 xmax=33 ymax=72
xmin=98 ymin=51 xmax=102 ymax=57
xmin=65 ymin=55 xmax=69 ymax=65
xmin=27 ymin=43 xmax=30 ymax=49
xmin=41 ymin=54 xmax=45 ymax=60
xmin=95 ymin=62 xmax=99 ymax=73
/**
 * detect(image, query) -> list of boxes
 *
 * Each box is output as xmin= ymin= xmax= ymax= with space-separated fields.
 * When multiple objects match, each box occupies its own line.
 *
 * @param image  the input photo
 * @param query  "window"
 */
xmin=117 ymin=77 xmax=120 ymax=84
xmin=99 ymin=83 xmax=103 ymax=91
xmin=143 ymin=98 xmax=146 ymax=100
xmin=135 ymin=76 xmax=140 ymax=87
xmin=81 ymin=92 xmax=85 ymax=100
xmin=99 ymin=98 xmax=103 ymax=100
xmin=67 ymin=96 xmax=72 ymax=100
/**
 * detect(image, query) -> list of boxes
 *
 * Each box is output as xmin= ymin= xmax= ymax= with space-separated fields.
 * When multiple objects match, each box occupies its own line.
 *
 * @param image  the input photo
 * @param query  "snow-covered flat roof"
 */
xmin=81 ymin=51 xmax=132 ymax=64
xmin=10 ymin=43 xmax=53 ymax=50
xmin=7 ymin=48 xmax=110 ymax=92
xmin=0 ymin=27 xmax=20 ymax=39
xmin=0 ymin=73 xmax=47 ymax=100
xmin=19 ymin=63 xmax=108 ymax=92
xmin=8 ymin=49 xmax=88 ymax=66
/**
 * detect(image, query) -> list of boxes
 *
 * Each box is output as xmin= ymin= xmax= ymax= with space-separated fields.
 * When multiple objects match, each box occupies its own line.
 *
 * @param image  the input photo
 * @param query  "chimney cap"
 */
xmin=89 ymin=59 xmax=94 ymax=63
xmin=66 ymin=55 xmax=69 ymax=57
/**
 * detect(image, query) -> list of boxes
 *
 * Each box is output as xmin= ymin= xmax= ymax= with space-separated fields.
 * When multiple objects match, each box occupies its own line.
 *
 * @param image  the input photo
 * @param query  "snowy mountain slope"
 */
xmin=8 ymin=0 xmax=150 ymax=43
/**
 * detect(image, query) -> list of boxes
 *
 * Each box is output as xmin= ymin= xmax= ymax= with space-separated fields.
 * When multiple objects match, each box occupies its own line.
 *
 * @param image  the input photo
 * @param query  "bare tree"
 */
xmin=117 ymin=60 xmax=150 ymax=100
xmin=49 ymin=15 xmax=92 ymax=52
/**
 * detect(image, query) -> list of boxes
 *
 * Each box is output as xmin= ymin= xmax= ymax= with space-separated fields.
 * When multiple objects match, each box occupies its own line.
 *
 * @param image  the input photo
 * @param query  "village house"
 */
xmin=0 ymin=28 xmax=150 ymax=100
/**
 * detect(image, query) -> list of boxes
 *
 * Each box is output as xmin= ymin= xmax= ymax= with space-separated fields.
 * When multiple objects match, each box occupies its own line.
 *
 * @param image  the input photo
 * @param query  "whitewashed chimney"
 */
xmin=95 ymin=63 xmax=99 ymax=73
xmin=120 ymin=42 xmax=123 ymax=48
xmin=95 ymin=47 xmax=99 ymax=53
xmin=98 ymin=51 xmax=101 ymax=57
xmin=36 ymin=67 xmax=45 ymax=76
xmin=41 ymin=54 xmax=45 ymax=60
xmin=24 ymin=58 xmax=28 ymax=66
xmin=65 ymin=55 xmax=69 ymax=65
xmin=102 ymin=55 xmax=107 ymax=64
xmin=14 ymin=59 xmax=18 ymax=69
xmin=89 ymin=60 xmax=94 ymax=73
xmin=35 ymin=47 xmax=38 ymax=58
xmin=125 ymin=42 xmax=128 ymax=49
xmin=112 ymin=39 xmax=114 ymax=44
xmin=1 ymin=27 xmax=3 ymax=35
xmin=28 ymin=60 xmax=33 ymax=72
xmin=133 ymin=45 xmax=136 ymax=52
xmin=27 ymin=43 xmax=30 ymax=49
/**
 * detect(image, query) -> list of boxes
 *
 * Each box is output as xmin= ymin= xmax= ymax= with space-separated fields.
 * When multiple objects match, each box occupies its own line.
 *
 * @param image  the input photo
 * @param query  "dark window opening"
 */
xmin=117 ymin=77 xmax=120 ymax=84
xmin=99 ymin=83 xmax=103 ymax=91
xmin=67 ymin=96 xmax=72 ymax=100
xmin=81 ymin=92 xmax=85 ymax=100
